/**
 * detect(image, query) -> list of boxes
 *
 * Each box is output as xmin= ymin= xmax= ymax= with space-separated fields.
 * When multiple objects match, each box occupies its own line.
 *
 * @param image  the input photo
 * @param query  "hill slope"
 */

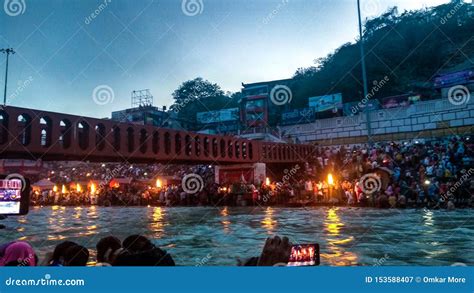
xmin=290 ymin=1 xmax=474 ymax=109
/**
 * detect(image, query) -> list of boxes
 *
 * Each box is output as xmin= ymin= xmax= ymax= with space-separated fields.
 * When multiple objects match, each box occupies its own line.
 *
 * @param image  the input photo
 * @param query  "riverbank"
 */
xmin=30 ymin=200 xmax=474 ymax=209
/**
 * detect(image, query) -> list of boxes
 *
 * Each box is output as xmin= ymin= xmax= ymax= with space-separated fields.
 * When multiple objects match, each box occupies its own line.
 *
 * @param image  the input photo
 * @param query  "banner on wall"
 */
xmin=197 ymin=108 xmax=239 ymax=124
xmin=308 ymin=93 xmax=343 ymax=112
xmin=381 ymin=94 xmax=421 ymax=109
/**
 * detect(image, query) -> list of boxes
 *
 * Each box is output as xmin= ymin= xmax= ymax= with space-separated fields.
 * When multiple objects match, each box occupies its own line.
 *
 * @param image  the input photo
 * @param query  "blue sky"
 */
xmin=0 ymin=0 xmax=448 ymax=118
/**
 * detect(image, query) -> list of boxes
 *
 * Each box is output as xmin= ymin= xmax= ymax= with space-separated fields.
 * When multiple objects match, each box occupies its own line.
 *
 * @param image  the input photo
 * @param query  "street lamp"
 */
xmin=0 ymin=48 xmax=15 ymax=106
xmin=356 ymin=1 xmax=372 ymax=145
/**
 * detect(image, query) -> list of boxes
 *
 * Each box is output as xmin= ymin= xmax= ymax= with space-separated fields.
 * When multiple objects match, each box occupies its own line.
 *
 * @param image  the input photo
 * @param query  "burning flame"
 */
xmin=156 ymin=179 xmax=162 ymax=188
xmin=90 ymin=183 xmax=96 ymax=195
xmin=328 ymin=174 xmax=334 ymax=185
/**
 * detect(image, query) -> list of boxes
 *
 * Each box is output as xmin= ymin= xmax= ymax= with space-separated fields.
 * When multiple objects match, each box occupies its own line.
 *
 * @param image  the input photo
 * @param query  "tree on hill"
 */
xmin=292 ymin=0 xmax=474 ymax=108
xmin=170 ymin=77 xmax=239 ymax=125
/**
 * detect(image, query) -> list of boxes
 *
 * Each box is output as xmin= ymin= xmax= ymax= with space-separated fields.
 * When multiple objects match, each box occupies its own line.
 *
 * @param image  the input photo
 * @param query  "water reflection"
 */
xmin=220 ymin=207 xmax=231 ymax=233
xmin=325 ymin=208 xmax=342 ymax=235
xmin=149 ymin=207 xmax=166 ymax=238
xmin=322 ymin=207 xmax=357 ymax=266
xmin=261 ymin=207 xmax=277 ymax=234
xmin=88 ymin=206 xmax=98 ymax=217
xmin=47 ymin=234 xmax=66 ymax=241
xmin=1 ymin=207 xmax=472 ymax=266
xmin=46 ymin=205 xmax=66 ymax=241
xmin=73 ymin=206 xmax=83 ymax=219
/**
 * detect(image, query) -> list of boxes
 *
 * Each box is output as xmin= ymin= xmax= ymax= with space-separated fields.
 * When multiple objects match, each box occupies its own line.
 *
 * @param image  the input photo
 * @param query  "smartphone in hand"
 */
xmin=287 ymin=243 xmax=320 ymax=266
xmin=0 ymin=175 xmax=30 ymax=216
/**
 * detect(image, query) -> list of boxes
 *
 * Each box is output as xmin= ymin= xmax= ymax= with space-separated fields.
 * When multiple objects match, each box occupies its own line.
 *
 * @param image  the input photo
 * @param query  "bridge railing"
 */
xmin=0 ymin=106 xmax=314 ymax=164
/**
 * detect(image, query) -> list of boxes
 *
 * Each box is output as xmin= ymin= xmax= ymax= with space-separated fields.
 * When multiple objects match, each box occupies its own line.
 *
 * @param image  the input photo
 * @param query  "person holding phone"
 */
xmin=256 ymin=236 xmax=320 ymax=266
xmin=0 ymin=176 xmax=30 ymax=216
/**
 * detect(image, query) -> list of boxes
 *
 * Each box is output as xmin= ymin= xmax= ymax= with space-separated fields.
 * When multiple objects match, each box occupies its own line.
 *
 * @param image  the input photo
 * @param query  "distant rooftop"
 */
xmin=241 ymin=78 xmax=295 ymax=89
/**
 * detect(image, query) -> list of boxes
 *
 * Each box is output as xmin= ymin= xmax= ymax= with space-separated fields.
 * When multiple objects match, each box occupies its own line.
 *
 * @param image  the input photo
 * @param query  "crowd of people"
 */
xmin=310 ymin=136 xmax=474 ymax=209
xmin=0 ymin=235 xmax=291 ymax=267
xmin=26 ymin=136 xmax=474 ymax=209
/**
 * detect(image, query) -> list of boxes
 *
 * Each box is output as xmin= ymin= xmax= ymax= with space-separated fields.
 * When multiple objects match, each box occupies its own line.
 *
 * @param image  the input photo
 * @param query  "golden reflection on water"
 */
xmin=16 ymin=217 xmax=27 ymax=240
xmin=220 ymin=207 xmax=231 ymax=233
xmin=149 ymin=207 xmax=166 ymax=238
xmin=322 ymin=207 xmax=358 ymax=266
xmin=261 ymin=207 xmax=277 ymax=234
xmin=49 ymin=206 xmax=66 ymax=225
xmin=47 ymin=235 xmax=66 ymax=241
xmin=73 ymin=206 xmax=83 ymax=219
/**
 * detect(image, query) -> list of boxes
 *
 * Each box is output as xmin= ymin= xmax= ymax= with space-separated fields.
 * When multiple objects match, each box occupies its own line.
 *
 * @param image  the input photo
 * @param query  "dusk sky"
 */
xmin=1 ymin=0 xmax=449 ymax=118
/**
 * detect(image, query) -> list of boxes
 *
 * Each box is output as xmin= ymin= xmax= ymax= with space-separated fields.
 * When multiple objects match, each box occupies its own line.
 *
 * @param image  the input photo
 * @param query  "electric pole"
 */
xmin=1 ymin=48 xmax=15 ymax=106
xmin=357 ymin=1 xmax=372 ymax=145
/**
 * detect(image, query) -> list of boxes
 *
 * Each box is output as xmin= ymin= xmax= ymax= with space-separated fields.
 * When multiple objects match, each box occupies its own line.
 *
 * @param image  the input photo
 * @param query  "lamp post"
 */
xmin=0 ymin=48 xmax=15 ymax=106
xmin=356 ymin=1 xmax=372 ymax=145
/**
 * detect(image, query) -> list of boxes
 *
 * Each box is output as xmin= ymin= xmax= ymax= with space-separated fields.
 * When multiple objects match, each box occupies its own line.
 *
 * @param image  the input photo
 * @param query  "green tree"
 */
xmin=170 ymin=77 xmax=239 ymax=125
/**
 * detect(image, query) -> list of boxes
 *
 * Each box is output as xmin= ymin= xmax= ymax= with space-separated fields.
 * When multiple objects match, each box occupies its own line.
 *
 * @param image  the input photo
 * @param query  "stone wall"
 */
xmin=281 ymin=96 xmax=474 ymax=144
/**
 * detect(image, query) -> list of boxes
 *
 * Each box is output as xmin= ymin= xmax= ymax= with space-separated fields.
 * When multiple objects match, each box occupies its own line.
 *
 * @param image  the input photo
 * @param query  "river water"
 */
xmin=0 ymin=206 xmax=472 ymax=266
